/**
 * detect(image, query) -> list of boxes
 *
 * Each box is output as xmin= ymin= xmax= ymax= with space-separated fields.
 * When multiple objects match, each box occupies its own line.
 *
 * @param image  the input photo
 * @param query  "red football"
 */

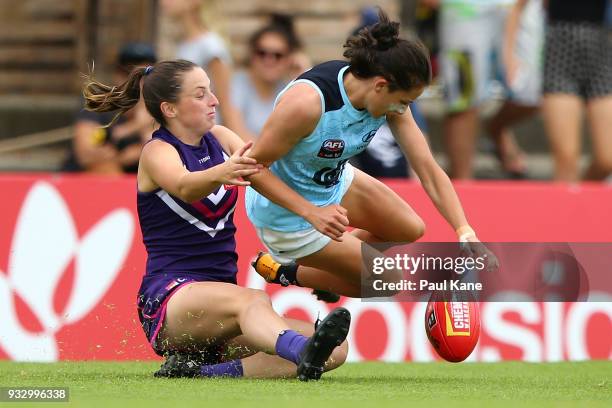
xmin=425 ymin=297 xmax=480 ymax=362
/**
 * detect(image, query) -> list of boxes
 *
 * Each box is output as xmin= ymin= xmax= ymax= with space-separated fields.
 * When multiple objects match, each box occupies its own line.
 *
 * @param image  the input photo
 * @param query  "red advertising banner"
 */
xmin=1 ymin=175 xmax=610 ymax=361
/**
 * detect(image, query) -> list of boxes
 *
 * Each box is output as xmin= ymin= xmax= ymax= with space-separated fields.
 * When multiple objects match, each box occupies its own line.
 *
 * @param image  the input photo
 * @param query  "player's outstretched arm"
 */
xmin=139 ymin=138 xmax=261 ymax=203
xmin=388 ymin=111 xmax=498 ymax=270
xmin=244 ymin=84 xmax=350 ymax=241
xmin=387 ymin=111 xmax=471 ymax=239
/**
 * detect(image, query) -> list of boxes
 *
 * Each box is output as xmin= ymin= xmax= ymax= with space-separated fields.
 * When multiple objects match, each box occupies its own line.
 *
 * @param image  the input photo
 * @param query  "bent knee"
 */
xmin=326 ymin=341 xmax=349 ymax=370
xmin=401 ymin=215 xmax=425 ymax=242
xmin=412 ymin=217 xmax=426 ymax=240
xmin=236 ymin=289 xmax=273 ymax=318
xmin=246 ymin=289 xmax=272 ymax=306
xmin=374 ymin=215 xmax=425 ymax=242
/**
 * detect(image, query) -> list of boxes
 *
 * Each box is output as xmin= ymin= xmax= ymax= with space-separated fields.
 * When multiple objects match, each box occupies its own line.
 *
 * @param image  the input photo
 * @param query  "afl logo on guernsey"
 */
xmin=317 ymin=139 xmax=345 ymax=159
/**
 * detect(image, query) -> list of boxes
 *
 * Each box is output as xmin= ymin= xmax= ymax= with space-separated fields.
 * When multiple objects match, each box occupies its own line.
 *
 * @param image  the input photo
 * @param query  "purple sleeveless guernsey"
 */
xmin=137 ymin=127 xmax=238 ymax=283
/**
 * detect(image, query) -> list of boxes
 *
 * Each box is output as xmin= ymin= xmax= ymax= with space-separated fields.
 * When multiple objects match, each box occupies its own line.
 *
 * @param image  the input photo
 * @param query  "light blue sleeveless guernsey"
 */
xmin=246 ymin=61 xmax=386 ymax=232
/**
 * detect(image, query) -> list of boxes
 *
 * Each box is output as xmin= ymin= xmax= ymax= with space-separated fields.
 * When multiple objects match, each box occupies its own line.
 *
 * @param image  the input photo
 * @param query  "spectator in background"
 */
xmin=160 ymin=0 xmax=243 ymax=133
xmin=231 ymin=14 xmax=307 ymax=140
xmin=487 ymin=0 xmax=544 ymax=179
xmin=351 ymin=6 xmax=429 ymax=178
xmin=62 ymin=42 xmax=157 ymax=174
xmin=542 ymin=0 xmax=612 ymax=181
xmin=432 ymin=0 xmax=531 ymax=179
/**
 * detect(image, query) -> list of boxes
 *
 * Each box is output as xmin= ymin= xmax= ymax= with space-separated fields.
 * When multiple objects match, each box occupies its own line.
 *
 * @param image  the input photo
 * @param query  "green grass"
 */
xmin=0 ymin=361 xmax=610 ymax=408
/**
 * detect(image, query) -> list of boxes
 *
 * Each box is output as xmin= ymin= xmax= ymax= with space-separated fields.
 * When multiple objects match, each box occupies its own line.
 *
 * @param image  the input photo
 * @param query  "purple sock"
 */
xmin=275 ymin=330 xmax=309 ymax=365
xmin=199 ymin=359 xmax=244 ymax=378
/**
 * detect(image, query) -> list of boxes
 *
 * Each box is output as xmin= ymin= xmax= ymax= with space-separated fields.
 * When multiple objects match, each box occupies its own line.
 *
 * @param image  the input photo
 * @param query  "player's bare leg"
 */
xmin=254 ymin=168 xmax=423 ymax=297
xmin=153 ymin=282 xmax=350 ymax=380
xmin=220 ymin=318 xmax=348 ymax=379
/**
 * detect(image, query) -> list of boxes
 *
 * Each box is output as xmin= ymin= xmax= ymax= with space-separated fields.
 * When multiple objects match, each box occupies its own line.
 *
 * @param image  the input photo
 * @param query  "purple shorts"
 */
xmin=137 ymin=273 xmax=233 ymax=357
xmin=137 ymin=274 xmax=195 ymax=356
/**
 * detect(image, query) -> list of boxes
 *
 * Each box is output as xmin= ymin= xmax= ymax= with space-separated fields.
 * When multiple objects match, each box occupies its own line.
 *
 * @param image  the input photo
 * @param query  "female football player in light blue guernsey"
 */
xmin=247 ymin=9 xmax=490 ymax=297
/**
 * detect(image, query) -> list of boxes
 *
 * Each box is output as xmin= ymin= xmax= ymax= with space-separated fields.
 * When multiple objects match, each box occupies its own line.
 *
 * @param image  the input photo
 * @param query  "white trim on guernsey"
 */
xmin=155 ymin=190 xmax=235 ymax=238
xmin=207 ymin=152 xmax=230 ymax=205
xmin=207 ymin=184 xmax=227 ymax=206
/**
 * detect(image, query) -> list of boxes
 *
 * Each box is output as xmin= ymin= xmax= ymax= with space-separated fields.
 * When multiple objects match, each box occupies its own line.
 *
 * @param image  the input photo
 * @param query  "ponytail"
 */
xmin=83 ymin=66 xmax=147 ymax=126
xmin=82 ymin=59 xmax=197 ymax=127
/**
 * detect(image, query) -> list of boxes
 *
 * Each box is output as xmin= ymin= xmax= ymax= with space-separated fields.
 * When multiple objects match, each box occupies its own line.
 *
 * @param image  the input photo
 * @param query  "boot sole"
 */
xmin=297 ymin=307 xmax=351 ymax=381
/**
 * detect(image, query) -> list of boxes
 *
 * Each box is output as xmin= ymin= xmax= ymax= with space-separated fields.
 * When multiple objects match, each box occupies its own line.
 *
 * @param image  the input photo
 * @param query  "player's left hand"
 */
xmin=459 ymin=235 xmax=499 ymax=273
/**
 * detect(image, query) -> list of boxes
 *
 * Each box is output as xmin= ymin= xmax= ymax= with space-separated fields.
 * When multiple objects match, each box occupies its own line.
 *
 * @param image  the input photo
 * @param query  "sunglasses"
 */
xmin=254 ymin=48 xmax=288 ymax=61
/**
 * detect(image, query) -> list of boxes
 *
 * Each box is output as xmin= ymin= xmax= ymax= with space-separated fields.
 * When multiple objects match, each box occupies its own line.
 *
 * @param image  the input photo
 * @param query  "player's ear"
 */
xmin=373 ymin=77 xmax=389 ymax=93
xmin=160 ymin=101 xmax=176 ymax=119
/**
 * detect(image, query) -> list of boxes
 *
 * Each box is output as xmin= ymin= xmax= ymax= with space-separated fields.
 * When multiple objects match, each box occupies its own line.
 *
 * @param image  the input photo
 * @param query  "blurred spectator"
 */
xmin=350 ymin=6 xmax=429 ymax=178
xmin=415 ymin=0 xmax=440 ymax=76
xmin=62 ymin=42 xmax=157 ymax=174
xmin=542 ymin=0 xmax=612 ymax=181
xmin=433 ymin=0 xmax=532 ymax=179
xmin=230 ymin=14 xmax=307 ymax=140
xmin=488 ymin=0 xmax=544 ymax=178
xmin=160 ymin=0 xmax=243 ymax=133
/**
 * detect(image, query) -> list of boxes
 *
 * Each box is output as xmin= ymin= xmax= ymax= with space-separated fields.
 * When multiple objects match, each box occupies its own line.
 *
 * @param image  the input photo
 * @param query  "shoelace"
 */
xmin=314 ymin=312 xmax=322 ymax=330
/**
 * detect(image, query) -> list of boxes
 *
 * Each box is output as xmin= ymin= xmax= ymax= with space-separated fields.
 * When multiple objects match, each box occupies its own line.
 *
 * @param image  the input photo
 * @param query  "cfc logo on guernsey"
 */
xmin=0 ymin=182 xmax=134 ymax=361
xmin=313 ymin=159 xmax=349 ymax=188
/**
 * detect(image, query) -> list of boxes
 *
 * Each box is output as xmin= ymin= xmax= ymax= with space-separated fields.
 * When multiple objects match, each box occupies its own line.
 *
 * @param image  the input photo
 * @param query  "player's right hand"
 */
xmin=306 ymin=204 xmax=349 ymax=241
xmin=217 ymin=141 xmax=263 ymax=186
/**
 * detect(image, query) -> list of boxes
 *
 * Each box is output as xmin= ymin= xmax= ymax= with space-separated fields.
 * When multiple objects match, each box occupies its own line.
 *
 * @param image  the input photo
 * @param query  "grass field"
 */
xmin=0 ymin=361 xmax=610 ymax=408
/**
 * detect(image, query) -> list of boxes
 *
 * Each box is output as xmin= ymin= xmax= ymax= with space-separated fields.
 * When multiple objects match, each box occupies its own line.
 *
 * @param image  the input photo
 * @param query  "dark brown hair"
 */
xmin=248 ymin=13 xmax=301 ymax=54
xmin=343 ymin=9 xmax=431 ymax=91
xmin=83 ymin=59 xmax=198 ymax=127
